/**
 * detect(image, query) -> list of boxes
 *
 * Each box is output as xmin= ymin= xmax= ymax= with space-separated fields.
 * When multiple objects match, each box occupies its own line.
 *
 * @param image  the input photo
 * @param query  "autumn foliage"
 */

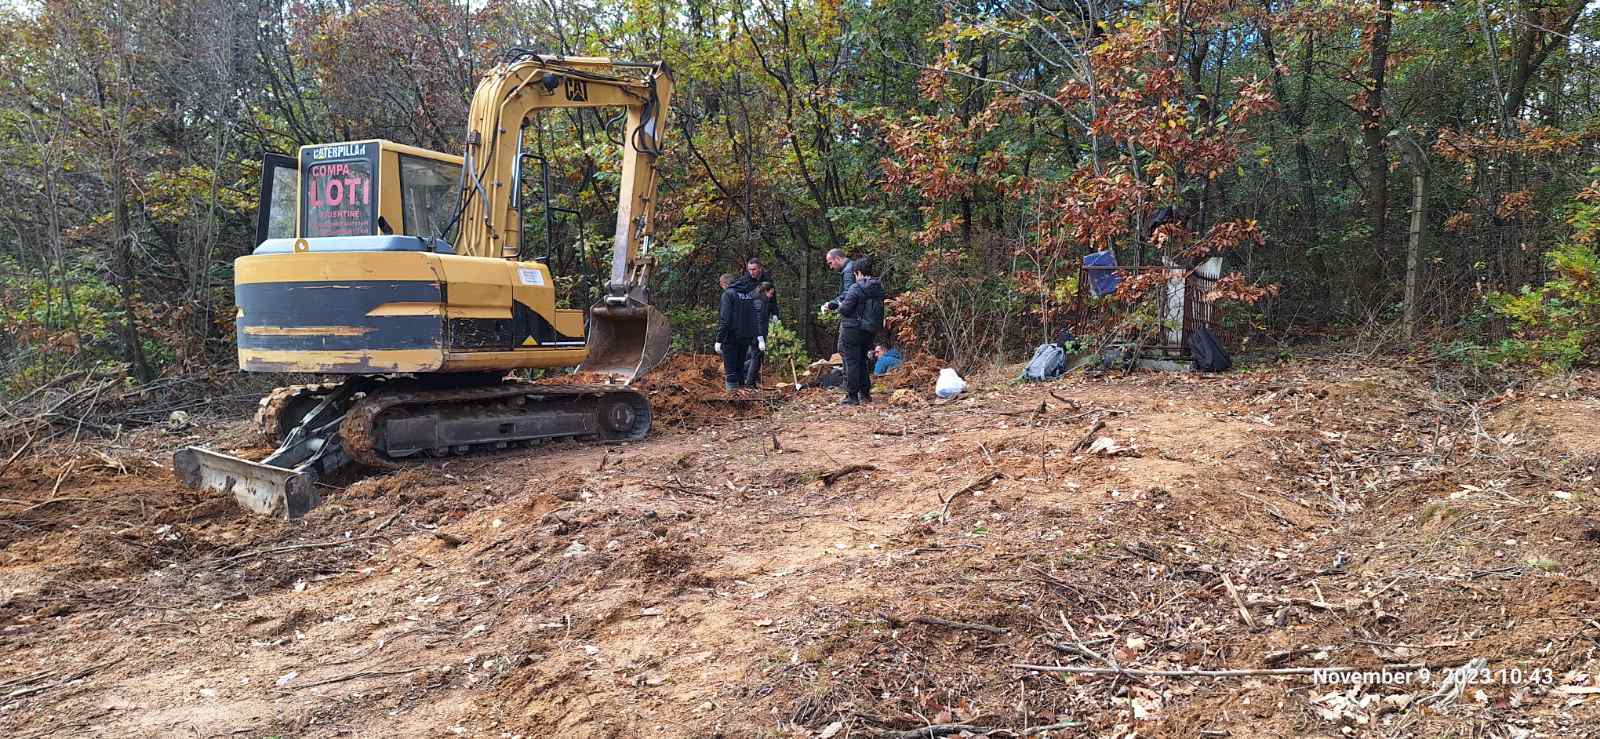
xmin=880 ymin=0 xmax=1276 ymax=360
xmin=1 ymin=0 xmax=1597 ymax=389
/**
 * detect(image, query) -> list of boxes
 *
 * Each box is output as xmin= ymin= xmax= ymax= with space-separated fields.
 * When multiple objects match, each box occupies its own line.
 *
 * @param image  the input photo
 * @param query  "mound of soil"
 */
xmin=554 ymin=353 xmax=766 ymax=427
xmin=637 ymin=353 xmax=772 ymax=426
xmin=878 ymin=351 xmax=941 ymax=393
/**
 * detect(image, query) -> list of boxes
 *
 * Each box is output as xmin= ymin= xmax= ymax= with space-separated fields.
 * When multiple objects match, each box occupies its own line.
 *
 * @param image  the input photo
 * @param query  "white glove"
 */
xmin=714 ymin=342 xmax=722 ymax=353
xmin=823 ymin=301 xmax=837 ymax=312
xmin=757 ymin=336 xmax=767 ymax=351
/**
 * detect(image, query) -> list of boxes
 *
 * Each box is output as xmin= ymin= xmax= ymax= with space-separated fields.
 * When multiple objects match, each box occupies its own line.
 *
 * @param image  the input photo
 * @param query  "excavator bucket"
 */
xmin=578 ymin=302 xmax=672 ymax=384
xmin=173 ymin=447 xmax=320 ymax=519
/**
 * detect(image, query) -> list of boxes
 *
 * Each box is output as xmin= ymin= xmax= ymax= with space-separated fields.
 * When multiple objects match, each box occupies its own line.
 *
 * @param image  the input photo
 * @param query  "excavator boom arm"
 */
xmin=458 ymin=53 xmax=673 ymax=304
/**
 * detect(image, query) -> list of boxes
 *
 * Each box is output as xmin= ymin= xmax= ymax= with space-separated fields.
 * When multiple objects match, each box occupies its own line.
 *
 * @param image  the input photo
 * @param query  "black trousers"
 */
xmin=744 ymin=345 xmax=764 ymax=387
xmin=721 ymin=339 xmax=751 ymax=386
xmin=839 ymin=327 xmax=874 ymax=399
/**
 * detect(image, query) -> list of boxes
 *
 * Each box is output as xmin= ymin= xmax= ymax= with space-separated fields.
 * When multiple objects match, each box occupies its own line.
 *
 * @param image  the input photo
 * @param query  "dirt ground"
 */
xmin=3 ymin=352 xmax=1599 ymax=738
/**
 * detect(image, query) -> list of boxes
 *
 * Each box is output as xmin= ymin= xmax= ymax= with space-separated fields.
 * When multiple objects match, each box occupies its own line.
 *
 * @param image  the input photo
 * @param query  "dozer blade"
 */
xmin=578 ymin=302 xmax=672 ymax=384
xmin=173 ymin=447 xmax=319 ymax=519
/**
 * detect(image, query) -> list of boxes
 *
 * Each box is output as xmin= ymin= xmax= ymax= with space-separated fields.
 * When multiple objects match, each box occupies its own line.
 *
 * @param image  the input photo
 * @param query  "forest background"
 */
xmin=2 ymin=0 xmax=1598 ymax=392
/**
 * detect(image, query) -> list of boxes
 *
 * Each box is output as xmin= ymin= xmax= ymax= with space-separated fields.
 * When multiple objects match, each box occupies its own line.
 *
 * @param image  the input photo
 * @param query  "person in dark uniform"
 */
xmin=731 ymin=258 xmax=777 ymax=386
xmin=714 ymin=273 xmax=758 ymax=391
xmin=835 ymin=256 xmax=884 ymax=405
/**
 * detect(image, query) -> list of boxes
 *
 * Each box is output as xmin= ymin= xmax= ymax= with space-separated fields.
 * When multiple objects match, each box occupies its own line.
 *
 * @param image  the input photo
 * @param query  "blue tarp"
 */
xmin=1083 ymin=250 xmax=1121 ymax=297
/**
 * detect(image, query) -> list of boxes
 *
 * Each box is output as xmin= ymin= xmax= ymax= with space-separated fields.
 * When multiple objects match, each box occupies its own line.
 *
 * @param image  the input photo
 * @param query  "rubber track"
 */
xmin=340 ymin=382 xmax=650 ymax=470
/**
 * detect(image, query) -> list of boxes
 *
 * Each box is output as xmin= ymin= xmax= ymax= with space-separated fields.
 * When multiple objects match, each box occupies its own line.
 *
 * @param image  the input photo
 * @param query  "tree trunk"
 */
xmin=1361 ymin=0 xmax=1393 ymax=270
xmin=111 ymin=141 xmax=153 ymax=382
xmin=106 ymin=2 xmax=153 ymax=382
xmin=1396 ymin=139 xmax=1427 ymax=341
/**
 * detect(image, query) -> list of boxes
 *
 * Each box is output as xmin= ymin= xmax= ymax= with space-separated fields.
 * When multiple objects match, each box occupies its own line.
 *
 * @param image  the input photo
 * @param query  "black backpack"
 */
xmin=1187 ymin=325 xmax=1231 ymax=372
xmin=860 ymin=297 xmax=885 ymax=333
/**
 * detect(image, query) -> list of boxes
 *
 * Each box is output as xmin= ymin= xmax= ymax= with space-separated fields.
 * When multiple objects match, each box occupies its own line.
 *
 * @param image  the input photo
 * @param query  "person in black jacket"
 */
xmin=744 ymin=281 xmax=776 ymax=387
xmin=729 ymin=257 xmax=776 ymax=307
xmin=835 ymin=256 xmax=885 ymax=405
xmin=731 ymin=258 xmax=777 ymax=386
xmin=714 ymin=273 xmax=758 ymax=391
xmin=822 ymin=248 xmax=855 ymax=312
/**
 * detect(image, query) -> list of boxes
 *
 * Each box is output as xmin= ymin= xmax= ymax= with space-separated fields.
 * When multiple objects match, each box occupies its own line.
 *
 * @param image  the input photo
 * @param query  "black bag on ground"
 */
xmin=1187 ymin=325 xmax=1231 ymax=373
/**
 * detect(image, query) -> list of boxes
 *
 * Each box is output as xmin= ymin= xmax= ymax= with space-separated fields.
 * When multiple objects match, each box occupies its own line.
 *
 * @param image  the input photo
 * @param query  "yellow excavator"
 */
xmin=174 ymin=53 xmax=673 ymax=517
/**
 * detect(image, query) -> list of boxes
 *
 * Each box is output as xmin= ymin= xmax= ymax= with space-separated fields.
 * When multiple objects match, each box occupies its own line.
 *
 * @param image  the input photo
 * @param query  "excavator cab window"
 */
xmin=398 ymin=155 xmax=461 ymax=242
xmin=255 ymin=153 xmax=297 ymax=246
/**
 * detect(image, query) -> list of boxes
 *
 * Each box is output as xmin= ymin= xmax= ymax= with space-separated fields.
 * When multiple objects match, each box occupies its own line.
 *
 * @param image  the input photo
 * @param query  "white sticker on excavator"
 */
xmin=517 ymin=268 xmax=545 ymax=286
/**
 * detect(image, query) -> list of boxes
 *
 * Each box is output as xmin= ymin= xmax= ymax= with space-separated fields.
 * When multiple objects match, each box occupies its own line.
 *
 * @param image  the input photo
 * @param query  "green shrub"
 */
xmin=761 ymin=318 xmax=811 ymax=384
xmin=1483 ymin=183 xmax=1600 ymax=370
xmin=665 ymin=305 xmax=719 ymax=354
xmin=0 ymin=257 xmax=136 ymax=393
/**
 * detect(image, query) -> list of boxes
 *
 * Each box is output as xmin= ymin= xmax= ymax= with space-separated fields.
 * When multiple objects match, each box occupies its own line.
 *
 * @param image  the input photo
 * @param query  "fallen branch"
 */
xmin=1014 ymin=662 xmax=1425 ymax=678
xmin=49 ymin=460 xmax=77 ymax=498
xmin=1070 ymin=418 xmax=1107 ymax=453
xmin=912 ymin=615 xmax=1009 ymax=635
xmin=1024 ymin=721 xmax=1082 ymax=735
xmin=4 ymin=496 xmax=93 ymax=516
xmin=369 ymin=507 xmax=407 ymax=535
xmin=883 ymin=724 xmax=991 ymax=739
xmin=0 ymin=656 xmax=124 ymax=705
xmin=0 ymin=435 xmax=34 ymax=477
xmin=1053 ymin=633 xmax=1124 ymax=675
xmin=878 ymin=719 xmax=1081 ymax=738
xmin=939 ymin=471 xmax=1003 ymax=523
xmin=280 ymin=666 xmax=423 ymax=691
xmin=1047 ymin=390 xmax=1079 ymax=409
xmin=1 ymin=371 xmax=89 ymax=411
xmin=820 ymin=464 xmax=877 ymax=486
xmin=224 ymin=535 xmax=393 ymax=564
xmin=1221 ymin=572 xmax=1257 ymax=628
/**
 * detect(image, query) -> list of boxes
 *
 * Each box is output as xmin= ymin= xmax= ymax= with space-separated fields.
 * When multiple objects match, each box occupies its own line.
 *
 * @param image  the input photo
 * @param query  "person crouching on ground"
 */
xmin=714 ymin=273 xmax=758 ymax=391
xmin=835 ymin=256 xmax=885 ymax=405
xmin=872 ymin=339 xmax=902 ymax=375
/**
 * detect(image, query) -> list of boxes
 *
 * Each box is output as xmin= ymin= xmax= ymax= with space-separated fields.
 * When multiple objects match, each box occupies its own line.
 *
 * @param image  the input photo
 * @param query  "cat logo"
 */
xmin=564 ymin=78 xmax=588 ymax=102
xmin=521 ymin=336 xmax=537 ymax=347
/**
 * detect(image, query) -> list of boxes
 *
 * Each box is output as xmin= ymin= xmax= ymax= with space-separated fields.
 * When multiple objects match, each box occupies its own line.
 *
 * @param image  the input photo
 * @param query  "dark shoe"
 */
xmin=859 ymin=393 xmax=873 ymax=405
xmin=840 ymin=395 xmax=860 ymax=406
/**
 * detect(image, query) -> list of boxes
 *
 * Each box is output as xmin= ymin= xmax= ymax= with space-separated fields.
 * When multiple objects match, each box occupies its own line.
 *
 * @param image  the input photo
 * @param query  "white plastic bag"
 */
xmin=935 ymin=368 xmax=966 ymax=399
